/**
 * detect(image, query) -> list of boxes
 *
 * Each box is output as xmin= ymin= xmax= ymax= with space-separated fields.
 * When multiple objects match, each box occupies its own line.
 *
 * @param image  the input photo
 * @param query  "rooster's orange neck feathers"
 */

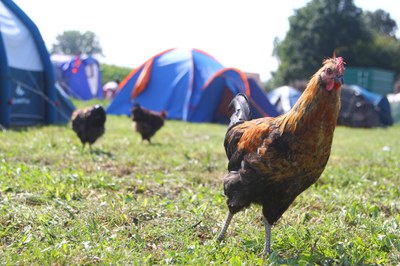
xmin=235 ymin=57 xmax=344 ymax=152
xmin=278 ymin=57 xmax=343 ymax=135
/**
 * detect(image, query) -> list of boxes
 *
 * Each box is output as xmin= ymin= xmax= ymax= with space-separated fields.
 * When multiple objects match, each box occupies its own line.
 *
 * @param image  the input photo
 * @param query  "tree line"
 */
xmin=51 ymin=0 xmax=400 ymax=88
xmin=271 ymin=0 xmax=400 ymax=88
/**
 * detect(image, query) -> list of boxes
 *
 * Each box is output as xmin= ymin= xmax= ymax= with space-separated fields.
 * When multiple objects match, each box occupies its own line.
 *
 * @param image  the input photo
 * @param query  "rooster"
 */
xmin=71 ymin=105 xmax=106 ymax=151
xmin=131 ymin=104 xmax=166 ymax=143
xmin=216 ymin=57 xmax=345 ymax=257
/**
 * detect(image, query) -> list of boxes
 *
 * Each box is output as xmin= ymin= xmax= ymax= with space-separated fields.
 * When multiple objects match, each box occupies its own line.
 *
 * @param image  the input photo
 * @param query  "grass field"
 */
xmin=0 ymin=100 xmax=399 ymax=265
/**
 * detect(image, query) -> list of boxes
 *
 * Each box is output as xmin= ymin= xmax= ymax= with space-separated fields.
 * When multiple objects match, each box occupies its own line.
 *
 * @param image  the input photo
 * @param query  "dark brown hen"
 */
xmin=71 ymin=105 xmax=106 ymax=151
xmin=131 ymin=104 xmax=166 ymax=143
xmin=217 ymin=57 xmax=345 ymax=258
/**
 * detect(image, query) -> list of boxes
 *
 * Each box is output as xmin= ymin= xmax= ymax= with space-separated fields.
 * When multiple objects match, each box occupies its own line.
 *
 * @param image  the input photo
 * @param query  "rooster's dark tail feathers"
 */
xmin=227 ymin=93 xmax=252 ymax=129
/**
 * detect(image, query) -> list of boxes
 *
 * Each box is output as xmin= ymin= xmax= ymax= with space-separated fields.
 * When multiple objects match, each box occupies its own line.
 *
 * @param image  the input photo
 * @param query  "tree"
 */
xmin=342 ymin=9 xmax=400 ymax=73
xmin=272 ymin=0 xmax=371 ymax=86
xmin=51 ymin=31 xmax=103 ymax=56
xmin=349 ymin=35 xmax=400 ymax=71
xmin=100 ymin=63 xmax=132 ymax=85
xmin=363 ymin=9 xmax=398 ymax=38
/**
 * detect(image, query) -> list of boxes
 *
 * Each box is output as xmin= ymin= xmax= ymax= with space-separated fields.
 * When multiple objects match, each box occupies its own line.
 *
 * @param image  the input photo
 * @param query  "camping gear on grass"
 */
xmin=338 ymin=85 xmax=392 ymax=128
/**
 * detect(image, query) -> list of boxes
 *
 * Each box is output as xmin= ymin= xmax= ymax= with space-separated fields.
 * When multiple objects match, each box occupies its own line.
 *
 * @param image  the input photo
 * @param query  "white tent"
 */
xmin=267 ymin=86 xmax=301 ymax=114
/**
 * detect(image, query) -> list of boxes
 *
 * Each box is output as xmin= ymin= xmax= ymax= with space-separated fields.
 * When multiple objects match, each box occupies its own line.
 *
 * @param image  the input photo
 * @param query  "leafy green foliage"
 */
xmin=348 ymin=10 xmax=400 ymax=71
xmin=101 ymin=63 xmax=133 ymax=85
xmin=363 ymin=9 xmax=398 ymax=37
xmin=348 ymin=35 xmax=400 ymax=71
xmin=273 ymin=0 xmax=370 ymax=85
xmin=0 ymin=110 xmax=399 ymax=264
xmin=51 ymin=30 xmax=103 ymax=56
xmin=272 ymin=0 xmax=400 ymax=86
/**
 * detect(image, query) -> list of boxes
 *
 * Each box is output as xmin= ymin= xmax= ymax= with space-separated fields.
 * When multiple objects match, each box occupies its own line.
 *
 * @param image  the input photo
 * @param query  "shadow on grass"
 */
xmin=90 ymin=148 xmax=114 ymax=158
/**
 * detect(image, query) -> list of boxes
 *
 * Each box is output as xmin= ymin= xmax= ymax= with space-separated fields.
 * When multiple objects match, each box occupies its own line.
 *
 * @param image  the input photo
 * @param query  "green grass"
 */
xmin=0 ymin=101 xmax=399 ymax=265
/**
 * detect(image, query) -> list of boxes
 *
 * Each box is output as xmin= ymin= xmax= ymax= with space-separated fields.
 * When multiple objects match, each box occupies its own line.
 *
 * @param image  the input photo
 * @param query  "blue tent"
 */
xmin=106 ymin=48 xmax=279 ymax=123
xmin=247 ymin=78 xmax=281 ymax=117
xmin=52 ymin=54 xmax=103 ymax=101
xmin=0 ymin=0 xmax=75 ymax=127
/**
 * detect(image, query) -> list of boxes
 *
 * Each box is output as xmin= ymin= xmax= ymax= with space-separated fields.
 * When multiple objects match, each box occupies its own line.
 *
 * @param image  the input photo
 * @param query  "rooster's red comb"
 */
xmin=336 ymin=57 xmax=345 ymax=75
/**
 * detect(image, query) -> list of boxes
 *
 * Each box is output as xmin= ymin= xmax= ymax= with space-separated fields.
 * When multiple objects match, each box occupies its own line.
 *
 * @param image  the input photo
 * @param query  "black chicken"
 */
xmin=71 ymin=105 xmax=106 ymax=151
xmin=131 ymin=104 xmax=166 ymax=143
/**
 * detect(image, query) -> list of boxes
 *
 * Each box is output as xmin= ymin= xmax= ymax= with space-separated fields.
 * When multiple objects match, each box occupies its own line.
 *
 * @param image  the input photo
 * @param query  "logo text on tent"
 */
xmin=16 ymin=85 xmax=25 ymax=96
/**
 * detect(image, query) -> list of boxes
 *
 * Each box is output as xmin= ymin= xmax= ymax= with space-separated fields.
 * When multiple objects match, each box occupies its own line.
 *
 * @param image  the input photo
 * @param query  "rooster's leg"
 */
xmin=262 ymin=216 xmax=272 ymax=257
xmin=217 ymin=211 xmax=234 ymax=241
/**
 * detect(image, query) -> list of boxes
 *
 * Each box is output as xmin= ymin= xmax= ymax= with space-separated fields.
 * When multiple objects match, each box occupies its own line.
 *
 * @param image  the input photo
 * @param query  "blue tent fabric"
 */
xmin=0 ymin=0 xmax=75 ymax=128
xmin=52 ymin=55 xmax=103 ymax=101
xmin=107 ymin=48 xmax=279 ymax=123
xmin=188 ymin=68 xmax=250 ymax=123
xmin=247 ymin=78 xmax=281 ymax=118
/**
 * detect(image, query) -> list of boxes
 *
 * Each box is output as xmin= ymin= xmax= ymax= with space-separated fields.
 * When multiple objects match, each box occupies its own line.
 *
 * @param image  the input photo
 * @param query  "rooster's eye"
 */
xmin=326 ymin=68 xmax=333 ymax=75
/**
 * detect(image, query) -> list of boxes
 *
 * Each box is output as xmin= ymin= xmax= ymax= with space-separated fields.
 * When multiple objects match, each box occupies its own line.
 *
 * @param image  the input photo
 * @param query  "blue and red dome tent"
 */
xmin=106 ymin=48 xmax=279 ymax=123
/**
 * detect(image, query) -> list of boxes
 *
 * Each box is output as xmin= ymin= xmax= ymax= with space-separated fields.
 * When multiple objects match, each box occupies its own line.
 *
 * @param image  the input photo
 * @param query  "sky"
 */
xmin=12 ymin=0 xmax=400 ymax=82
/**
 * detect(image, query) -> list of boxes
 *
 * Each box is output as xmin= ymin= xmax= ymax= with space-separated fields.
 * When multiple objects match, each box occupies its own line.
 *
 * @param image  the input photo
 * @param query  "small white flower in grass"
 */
xmin=377 ymin=234 xmax=386 ymax=241
xmin=382 ymin=146 xmax=390 ymax=151
xmin=82 ymin=241 xmax=91 ymax=250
